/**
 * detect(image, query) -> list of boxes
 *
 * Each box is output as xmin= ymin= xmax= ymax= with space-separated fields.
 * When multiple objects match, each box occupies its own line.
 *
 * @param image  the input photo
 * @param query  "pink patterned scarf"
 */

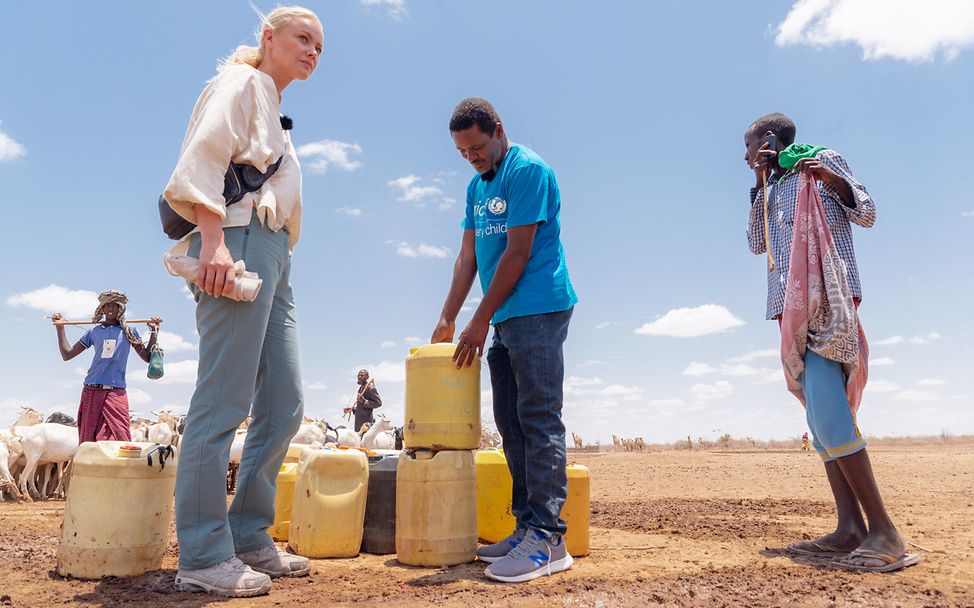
xmin=780 ymin=173 xmax=869 ymax=418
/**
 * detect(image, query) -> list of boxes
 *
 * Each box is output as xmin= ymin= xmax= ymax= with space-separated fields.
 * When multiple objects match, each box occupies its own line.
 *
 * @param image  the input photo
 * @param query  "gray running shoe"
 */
xmin=174 ymin=556 xmax=272 ymax=597
xmin=238 ymin=544 xmax=311 ymax=578
xmin=484 ymin=529 xmax=573 ymax=583
xmin=477 ymin=527 xmax=527 ymax=563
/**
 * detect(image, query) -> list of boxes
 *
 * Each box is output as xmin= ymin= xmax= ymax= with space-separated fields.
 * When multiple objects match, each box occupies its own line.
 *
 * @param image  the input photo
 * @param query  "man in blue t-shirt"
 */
xmin=431 ymin=98 xmax=577 ymax=584
xmin=52 ymin=290 xmax=160 ymax=443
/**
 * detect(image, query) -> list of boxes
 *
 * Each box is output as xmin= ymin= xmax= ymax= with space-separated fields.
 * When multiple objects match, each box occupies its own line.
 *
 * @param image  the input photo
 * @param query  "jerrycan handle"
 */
xmin=146 ymin=444 xmax=175 ymax=471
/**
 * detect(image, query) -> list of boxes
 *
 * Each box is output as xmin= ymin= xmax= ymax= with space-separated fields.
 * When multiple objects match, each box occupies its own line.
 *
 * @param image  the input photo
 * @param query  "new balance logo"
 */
xmin=528 ymin=550 xmax=549 ymax=567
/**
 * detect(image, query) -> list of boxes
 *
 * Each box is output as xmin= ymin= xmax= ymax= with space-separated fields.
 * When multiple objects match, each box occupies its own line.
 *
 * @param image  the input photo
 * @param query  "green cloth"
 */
xmin=777 ymin=143 xmax=828 ymax=170
xmin=147 ymin=345 xmax=164 ymax=380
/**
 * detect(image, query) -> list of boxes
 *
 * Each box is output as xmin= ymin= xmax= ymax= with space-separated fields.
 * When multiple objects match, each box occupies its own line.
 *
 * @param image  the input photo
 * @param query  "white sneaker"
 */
xmin=174 ymin=556 xmax=272 ymax=597
xmin=237 ymin=544 xmax=311 ymax=578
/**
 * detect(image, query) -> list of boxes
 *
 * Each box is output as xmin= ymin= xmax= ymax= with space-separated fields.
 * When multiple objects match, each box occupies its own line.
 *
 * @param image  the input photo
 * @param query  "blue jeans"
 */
xmin=175 ymin=210 xmax=304 ymax=570
xmin=487 ymin=307 xmax=573 ymax=538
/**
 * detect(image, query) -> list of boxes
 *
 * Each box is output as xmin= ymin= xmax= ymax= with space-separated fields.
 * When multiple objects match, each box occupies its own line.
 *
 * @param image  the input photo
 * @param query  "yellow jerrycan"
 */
xmin=405 ymin=343 xmax=480 ymax=450
xmin=475 ymin=448 xmax=590 ymax=557
xmin=268 ymin=462 xmax=299 ymax=542
xmin=284 ymin=442 xmax=310 ymax=464
xmin=57 ymin=442 xmax=177 ymax=578
xmin=289 ymin=447 xmax=368 ymax=558
xmin=396 ymin=449 xmax=477 ymax=566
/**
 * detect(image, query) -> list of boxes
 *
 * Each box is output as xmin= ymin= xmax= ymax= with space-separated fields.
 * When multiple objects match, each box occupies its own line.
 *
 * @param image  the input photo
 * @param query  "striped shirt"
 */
xmin=746 ymin=149 xmax=876 ymax=320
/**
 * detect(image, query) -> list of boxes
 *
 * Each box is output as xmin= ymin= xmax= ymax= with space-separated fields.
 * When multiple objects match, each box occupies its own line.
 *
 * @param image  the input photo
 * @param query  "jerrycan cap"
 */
xmin=118 ymin=445 xmax=142 ymax=458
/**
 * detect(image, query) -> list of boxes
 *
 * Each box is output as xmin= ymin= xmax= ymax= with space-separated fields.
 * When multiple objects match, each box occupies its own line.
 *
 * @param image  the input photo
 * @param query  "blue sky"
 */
xmin=1 ymin=0 xmax=972 ymax=444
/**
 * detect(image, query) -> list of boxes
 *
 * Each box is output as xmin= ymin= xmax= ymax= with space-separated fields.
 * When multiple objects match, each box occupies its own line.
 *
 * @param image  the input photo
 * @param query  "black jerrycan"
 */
xmin=361 ymin=452 xmax=399 ymax=554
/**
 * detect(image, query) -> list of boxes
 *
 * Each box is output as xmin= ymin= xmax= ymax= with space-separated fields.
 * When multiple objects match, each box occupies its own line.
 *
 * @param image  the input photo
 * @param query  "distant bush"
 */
xmin=639 ymin=434 xmax=974 ymax=453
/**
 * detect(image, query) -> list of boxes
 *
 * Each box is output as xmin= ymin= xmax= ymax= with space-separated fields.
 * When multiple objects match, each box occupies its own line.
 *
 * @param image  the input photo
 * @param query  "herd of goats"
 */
xmin=570 ymin=432 xmax=647 ymax=452
xmin=0 ymin=406 xmax=505 ymax=502
xmin=1 ymin=406 xmax=657 ymax=502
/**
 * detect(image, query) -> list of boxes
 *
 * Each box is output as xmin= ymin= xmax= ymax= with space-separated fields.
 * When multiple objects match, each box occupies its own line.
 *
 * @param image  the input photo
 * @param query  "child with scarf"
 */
xmin=52 ymin=290 xmax=160 ymax=442
xmin=743 ymin=112 xmax=919 ymax=573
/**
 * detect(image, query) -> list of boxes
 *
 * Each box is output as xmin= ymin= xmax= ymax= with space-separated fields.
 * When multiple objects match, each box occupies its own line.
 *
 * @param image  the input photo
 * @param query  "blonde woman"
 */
xmin=163 ymin=6 xmax=322 ymax=597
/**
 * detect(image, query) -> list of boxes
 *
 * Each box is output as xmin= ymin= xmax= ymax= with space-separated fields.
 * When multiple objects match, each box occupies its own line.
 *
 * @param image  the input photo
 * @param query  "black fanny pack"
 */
xmin=158 ymin=157 xmax=283 ymax=240
xmin=158 ymin=115 xmax=293 ymax=241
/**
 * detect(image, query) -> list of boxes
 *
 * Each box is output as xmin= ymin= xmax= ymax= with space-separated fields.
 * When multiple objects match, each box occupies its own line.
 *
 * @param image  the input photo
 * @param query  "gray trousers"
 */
xmin=175 ymin=211 xmax=304 ymax=570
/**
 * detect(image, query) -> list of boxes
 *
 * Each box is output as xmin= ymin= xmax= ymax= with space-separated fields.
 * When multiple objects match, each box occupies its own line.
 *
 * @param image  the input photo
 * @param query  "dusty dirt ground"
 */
xmin=1 ymin=444 xmax=972 ymax=607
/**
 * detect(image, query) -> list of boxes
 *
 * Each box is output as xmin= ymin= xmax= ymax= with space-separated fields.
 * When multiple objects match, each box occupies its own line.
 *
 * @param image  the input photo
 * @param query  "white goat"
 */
xmin=13 ymin=407 xmax=44 ymax=428
xmin=148 ymin=411 xmax=179 ymax=446
xmin=0 ymin=439 xmax=24 ymax=501
xmin=13 ymin=423 xmax=78 ymax=500
xmin=360 ymin=413 xmax=396 ymax=450
xmin=291 ymin=423 xmax=325 ymax=446
xmin=147 ymin=422 xmax=175 ymax=445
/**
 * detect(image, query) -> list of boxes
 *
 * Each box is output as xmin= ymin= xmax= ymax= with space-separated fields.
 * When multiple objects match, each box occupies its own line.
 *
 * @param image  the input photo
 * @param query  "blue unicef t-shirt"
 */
xmin=79 ymin=324 xmax=140 ymax=388
xmin=463 ymin=144 xmax=577 ymax=324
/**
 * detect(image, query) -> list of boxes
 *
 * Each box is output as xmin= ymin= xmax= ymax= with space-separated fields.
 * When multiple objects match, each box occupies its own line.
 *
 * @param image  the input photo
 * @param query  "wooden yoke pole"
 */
xmin=49 ymin=318 xmax=164 ymax=326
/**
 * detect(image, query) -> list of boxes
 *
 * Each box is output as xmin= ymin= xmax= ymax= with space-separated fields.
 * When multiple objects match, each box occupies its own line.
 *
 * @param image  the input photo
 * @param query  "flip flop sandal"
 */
xmin=786 ymin=541 xmax=851 ymax=558
xmin=831 ymin=549 xmax=922 ymax=573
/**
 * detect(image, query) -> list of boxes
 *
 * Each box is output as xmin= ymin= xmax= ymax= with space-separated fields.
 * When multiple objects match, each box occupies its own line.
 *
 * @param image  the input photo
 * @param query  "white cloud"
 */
xmin=388 ymin=175 xmax=441 ymax=203
xmin=180 ymin=285 xmax=196 ymax=302
xmin=361 ymin=0 xmax=407 ymax=20
xmin=917 ymin=378 xmax=946 ymax=386
xmin=135 ymin=359 xmax=198 ymax=385
xmin=895 ymin=389 xmax=940 ymax=402
xmin=351 ymin=361 xmax=406 ymax=384
xmin=635 ymin=304 xmax=745 ymax=338
xmin=649 ymin=398 xmax=685 ymax=408
xmin=872 ymin=357 xmax=896 ymax=366
xmin=380 ymin=340 xmax=397 ymax=349
xmin=866 ymin=380 xmax=901 ymax=393
xmin=6 ymin=284 xmax=98 ymax=318
xmin=403 ymin=337 xmax=423 ymax=346
xmin=127 ymin=388 xmax=152 ymax=406
xmin=682 ymin=361 xmax=718 ymax=376
xmin=594 ymin=321 xmax=614 ymax=330
xmin=776 ymin=0 xmax=974 ymax=62
xmin=874 ymin=335 xmax=904 ymax=346
xmin=720 ymin=363 xmax=775 ymax=377
xmin=387 ymin=174 xmax=454 ymax=209
xmin=598 ymin=384 xmax=642 ymax=400
xmin=564 ymin=376 xmax=603 ymax=396
xmin=460 ymin=297 xmax=483 ymax=313
xmin=690 ymin=380 xmax=734 ymax=401
xmin=306 ymin=381 xmax=328 ymax=390
xmin=390 ymin=241 xmax=451 ymax=259
xmin=577 ymin=360 xmax=605 ymax=368
xmin=908 ymin=332 xmax=942 ymax=345
xmin=296 ymin=139 xmax=363 ymax=173
xmin=156 ymin=330 xmax=197 ymax=353
xmin=336 ymin=207 xmax=363 ymax=217
xmin=756 ymin=370 xmax=784 ymax=385
xmin=565 ymin=376 xmax=603 ymax=387
xmin=962 ymin=211 xmax=974 ymax=218
xmin=727 ymin=348 xmax=778 ymax=363
xmin=0 ymin=121 xmax=26 ymax=161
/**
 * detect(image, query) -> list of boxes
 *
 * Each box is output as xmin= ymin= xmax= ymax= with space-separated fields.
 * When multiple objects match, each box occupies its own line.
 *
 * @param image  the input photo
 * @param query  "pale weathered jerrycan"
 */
xmin=57 ymin=441 xmax=177 ymax=578
xmin=361 ymin=451 xmax=399 ymax=554
xmin=475 ymin=448 xmax=590 ymax=557
xmin=268 ymin=461 xmax=299 ymax=542
xmin=285 ymin=442 xmax=310 ymax=463
xmin=396 ymin=449 xmax=476 ymax=566
xmin=289 ymin=447 xmax=368 ymax=558
xmin=404 ymin=343 xmax=480 ymax=450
